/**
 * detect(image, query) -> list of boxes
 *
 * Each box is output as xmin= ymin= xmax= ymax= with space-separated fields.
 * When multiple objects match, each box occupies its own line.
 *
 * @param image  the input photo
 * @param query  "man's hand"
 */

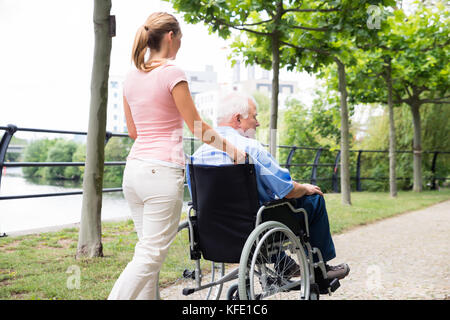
xmin=285 ymin=181 xmax=323 ymax=199
xmin=301 ymin=183 xmax=323 ymax=197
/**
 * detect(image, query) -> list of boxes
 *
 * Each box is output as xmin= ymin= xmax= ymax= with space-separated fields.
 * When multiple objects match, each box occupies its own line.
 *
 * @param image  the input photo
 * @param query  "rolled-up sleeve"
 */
xmin=250 ymin=146 xmax=294 ymax=202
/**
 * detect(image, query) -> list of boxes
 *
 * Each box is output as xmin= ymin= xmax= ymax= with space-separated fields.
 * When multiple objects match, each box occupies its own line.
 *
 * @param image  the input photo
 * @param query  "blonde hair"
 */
xmin=132 ymin=12 xmax=181 ymax=72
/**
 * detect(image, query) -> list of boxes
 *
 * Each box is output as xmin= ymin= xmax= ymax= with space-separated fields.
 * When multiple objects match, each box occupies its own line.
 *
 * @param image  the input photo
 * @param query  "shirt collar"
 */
xmin=216 ymin=126 xmax=241 ymax=136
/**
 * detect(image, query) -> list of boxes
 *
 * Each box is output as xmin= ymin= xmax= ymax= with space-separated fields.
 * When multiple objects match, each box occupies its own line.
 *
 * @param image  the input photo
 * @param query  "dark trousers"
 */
xmin=293 ymin=194 xmax=336 ymax=262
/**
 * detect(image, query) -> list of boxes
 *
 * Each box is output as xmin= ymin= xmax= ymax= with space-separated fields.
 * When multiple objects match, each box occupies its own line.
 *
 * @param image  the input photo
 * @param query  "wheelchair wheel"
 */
xmin=159 ymin=221 xmax=225 ymax=300
xmin=238 ymin=221 xmax=310 ymax=300
xmin=226 ymin=283 xmax=240 ymax=300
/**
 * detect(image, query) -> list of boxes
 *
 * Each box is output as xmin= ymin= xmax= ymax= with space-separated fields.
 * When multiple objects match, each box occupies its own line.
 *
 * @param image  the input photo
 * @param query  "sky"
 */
xmin=1 ymin=0 xmax=420 ymax=140
xmin=0 ymin=0 xmax=312 ymax=139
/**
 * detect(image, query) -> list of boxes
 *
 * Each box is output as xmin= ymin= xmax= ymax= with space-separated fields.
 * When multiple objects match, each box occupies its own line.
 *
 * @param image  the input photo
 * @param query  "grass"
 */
xmin=0 ymin=189 xmax=449 ymax=300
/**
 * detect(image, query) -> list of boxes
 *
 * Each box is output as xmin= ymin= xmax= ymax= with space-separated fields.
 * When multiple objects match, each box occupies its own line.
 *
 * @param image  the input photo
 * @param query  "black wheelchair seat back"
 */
xmin=188 ymin=163 xmax=260 ymax=263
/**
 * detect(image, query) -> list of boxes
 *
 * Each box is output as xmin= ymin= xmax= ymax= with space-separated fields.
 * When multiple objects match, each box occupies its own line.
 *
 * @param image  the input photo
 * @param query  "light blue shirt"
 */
xmin=186 ymin=126 xmax=294 ymax=205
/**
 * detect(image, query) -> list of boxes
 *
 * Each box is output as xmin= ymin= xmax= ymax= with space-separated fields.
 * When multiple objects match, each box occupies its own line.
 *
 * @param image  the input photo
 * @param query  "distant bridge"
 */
xmin=6 ymin=145 xmax=25 ymax=154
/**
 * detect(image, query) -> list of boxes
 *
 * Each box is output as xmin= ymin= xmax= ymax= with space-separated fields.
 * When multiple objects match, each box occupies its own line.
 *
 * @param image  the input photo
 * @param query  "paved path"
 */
xmin=160 ymin=200 xmax=450 ymax=300
xmin=320 ymin=200 xmax=450 ymax=300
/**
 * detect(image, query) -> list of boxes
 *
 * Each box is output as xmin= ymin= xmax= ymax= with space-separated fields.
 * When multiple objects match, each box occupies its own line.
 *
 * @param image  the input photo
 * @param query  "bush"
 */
xmin=44 ymin=140 xmax=78 ymax=180
xmin=23 ymin=139 xmax=82 ymax=180
xmin=65 ymin=143 xmax=86 ymax=180
xmin=23 ymin=139 xmax=57 ymax=178
xmin=103 ymin=137 xmax=133 ymax=185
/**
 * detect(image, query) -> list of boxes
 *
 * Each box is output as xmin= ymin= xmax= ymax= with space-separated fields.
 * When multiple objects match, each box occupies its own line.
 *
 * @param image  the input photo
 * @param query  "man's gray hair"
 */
xmin=216 ymin=92 xmax=258 ymax=124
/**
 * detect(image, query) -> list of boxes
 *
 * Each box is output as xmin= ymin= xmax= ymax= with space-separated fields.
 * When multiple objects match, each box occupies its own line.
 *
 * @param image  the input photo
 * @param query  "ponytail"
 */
xmin=131 ymin=26 xmax=152 ymax=72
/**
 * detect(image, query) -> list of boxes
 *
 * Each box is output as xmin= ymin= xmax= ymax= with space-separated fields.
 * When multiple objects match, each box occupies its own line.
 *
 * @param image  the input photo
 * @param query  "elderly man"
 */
xmin=188 ymin=92 xmax=349 ymax=281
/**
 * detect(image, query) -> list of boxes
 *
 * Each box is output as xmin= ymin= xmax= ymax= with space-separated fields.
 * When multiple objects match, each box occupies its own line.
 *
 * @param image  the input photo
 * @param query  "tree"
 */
xmin=280 ymin=94 xmax=344 ymax=192
xmin=65 ymin=143 xmax=86 ymax=180
xmin=278 ymin=0 xmax=395 ymax=204
xmin=168 ymin=0 xmax=393 ymax=205
xmin=323 ymin=4 xmax=398 ymax=196
xmin=346 ymin=3 xmax=449 ymax=192
xmin=389 ymin=5 xmax=449 ymax=192
xmin=359 ymin=103 xmax=450 ymax=191
xmin=77 ymin=0 xmax=113 ymax=259
xmin=168 ymin=0 xmax=281 ymax=156
xmin=23 ymin=139 xmax=57 ymax=178
xmin=168 ymin=0 xmax=344 ymax=158
xmin=45 ymin=140 xmax=78 ymax=180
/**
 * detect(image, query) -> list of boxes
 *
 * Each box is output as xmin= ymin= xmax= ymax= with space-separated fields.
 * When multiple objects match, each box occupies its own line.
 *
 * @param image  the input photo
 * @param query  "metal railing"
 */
xmin=0 ymin=124 xmax=128 ymax=200
xmin=1 ymin=124 xmax=449 ymax=201
xmin=276 ymin=144 xmax=449 ymax=192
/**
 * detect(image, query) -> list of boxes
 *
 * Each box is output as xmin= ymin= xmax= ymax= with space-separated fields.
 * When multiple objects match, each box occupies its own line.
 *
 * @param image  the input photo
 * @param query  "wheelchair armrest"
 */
xmin=262 ymin=198 xmax=296 ymax=207
xmin=259 ymin=198 xmax=308 ymax=239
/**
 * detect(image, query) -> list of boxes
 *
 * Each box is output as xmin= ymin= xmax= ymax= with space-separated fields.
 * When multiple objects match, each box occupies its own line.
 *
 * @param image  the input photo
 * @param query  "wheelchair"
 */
xmin=160 ymin=161 xmax=341 ymax=300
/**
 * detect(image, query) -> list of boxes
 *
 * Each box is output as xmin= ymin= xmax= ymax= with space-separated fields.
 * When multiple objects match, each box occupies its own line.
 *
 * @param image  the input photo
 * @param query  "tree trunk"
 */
xmin=269 ymin=33 xmax=280 ymax=159
xmin=77 ymin=0 xmax=112 ymax=258
xmin=386 ymin=60 xmax=397 ymax=197
xmin=410 ymin=101 xmax=423 ymax=192
xmin=335 ymin=58 xmax=352 ymax=205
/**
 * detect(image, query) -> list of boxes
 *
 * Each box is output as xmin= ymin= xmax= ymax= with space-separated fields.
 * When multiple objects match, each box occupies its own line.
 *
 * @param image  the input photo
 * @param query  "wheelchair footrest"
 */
xmin=316 ymin=277 xmax=340 ymax=295
xmin=182 ymin=288 xmax=195 ymax=296
xmin=329 ymin=278 xmax=340 ymax=292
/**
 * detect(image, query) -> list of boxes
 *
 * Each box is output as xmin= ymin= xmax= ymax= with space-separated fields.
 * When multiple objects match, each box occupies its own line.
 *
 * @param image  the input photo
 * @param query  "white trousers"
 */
xmin=108 ymin=159 xmax=184 ymax=300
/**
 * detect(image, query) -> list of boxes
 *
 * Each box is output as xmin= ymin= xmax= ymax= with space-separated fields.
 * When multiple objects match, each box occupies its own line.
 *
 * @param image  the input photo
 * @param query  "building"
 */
xmin=185 ymin=65 xmax=220 ymax=126
xmin=185 ymin=65 xmax=219 ymax=98
xmin=230 ymin=62 xmax=298 ymax=102
xmin=194 ymin=90 xmax=221 ymax=127
xmin=194 ymin=61 xmax=300 ymax=126
xmin=106 ymin=62 xmax=299 ymax=133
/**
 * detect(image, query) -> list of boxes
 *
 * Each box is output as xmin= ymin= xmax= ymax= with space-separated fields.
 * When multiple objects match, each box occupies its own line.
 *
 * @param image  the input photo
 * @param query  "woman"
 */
xmin=108 ymin=12 xmax=245 ymax=300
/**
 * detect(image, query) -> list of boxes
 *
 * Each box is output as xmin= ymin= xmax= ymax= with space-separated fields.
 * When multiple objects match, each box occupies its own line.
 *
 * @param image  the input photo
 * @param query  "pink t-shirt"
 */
xmin=123 ymin=63 xmax=187 ymax=167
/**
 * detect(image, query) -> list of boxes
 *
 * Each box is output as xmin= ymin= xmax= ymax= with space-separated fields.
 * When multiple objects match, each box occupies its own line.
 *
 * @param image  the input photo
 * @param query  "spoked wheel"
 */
xmin=238 ymin=221 xmax=310 ymax=300
xmin=226 ymin=283 xmax=240 ymax=300
xmin=159 ymin=220 xmax=225 ymax=300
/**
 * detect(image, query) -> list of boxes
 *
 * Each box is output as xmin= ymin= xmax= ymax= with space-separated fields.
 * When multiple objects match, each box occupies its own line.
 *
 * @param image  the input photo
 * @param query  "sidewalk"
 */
xmin=321 ymin=199 xmax=450 ymax=300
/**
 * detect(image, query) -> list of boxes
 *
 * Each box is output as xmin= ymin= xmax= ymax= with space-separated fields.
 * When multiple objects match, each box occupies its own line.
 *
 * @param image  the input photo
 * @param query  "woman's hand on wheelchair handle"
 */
xmin=232 ymin=148 xmax=247 ymax=164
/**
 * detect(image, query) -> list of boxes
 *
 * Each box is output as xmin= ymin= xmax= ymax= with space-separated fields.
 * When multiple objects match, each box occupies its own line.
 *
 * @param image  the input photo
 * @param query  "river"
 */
xmin=0 ymin=168 xmax=191 ymax=235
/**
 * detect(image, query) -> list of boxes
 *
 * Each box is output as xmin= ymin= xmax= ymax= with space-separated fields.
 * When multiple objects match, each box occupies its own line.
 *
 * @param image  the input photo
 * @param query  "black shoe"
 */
xmin=325 ymin=263 xmax=350 ymax=280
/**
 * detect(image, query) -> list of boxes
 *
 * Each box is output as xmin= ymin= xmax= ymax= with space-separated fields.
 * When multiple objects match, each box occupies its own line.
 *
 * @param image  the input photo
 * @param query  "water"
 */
xmin=0 ymin=168 xmax=190 ymax=235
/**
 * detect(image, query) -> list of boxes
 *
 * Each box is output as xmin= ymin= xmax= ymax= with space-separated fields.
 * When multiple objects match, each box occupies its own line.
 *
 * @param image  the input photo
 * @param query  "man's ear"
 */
xmin=232 ymin=113 xmax=241 ymax=127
